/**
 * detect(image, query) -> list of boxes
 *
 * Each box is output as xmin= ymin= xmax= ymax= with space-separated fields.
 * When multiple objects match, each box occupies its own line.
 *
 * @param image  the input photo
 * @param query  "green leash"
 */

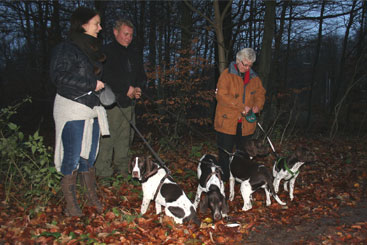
xmin=276 ymin=157 xmax=299 ymax=177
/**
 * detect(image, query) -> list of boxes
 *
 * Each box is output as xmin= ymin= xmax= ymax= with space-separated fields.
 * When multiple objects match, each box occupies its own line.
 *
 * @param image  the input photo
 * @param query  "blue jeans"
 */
xmin=61 ymin=119 xmax=100 ymax=175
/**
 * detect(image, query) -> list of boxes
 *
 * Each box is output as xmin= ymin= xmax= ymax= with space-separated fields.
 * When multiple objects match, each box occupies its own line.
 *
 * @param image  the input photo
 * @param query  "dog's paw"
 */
xmin=242 ymin=205 xmax=252 ymax=211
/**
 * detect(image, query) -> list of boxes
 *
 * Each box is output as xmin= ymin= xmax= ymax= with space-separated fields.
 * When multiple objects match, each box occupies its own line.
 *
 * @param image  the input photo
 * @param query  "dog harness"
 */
xmin=140 ymin=165 xmax=170 ymax=201
xmin=276 ymin=157 xmax=299 ymax=177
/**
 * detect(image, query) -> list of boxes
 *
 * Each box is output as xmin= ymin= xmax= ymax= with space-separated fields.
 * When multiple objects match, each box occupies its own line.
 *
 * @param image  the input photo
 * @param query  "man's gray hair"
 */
xmin=236 ymin=48 xmax=256 ymax=63
xmin=113 ymin=19 xmax=134 ymax=30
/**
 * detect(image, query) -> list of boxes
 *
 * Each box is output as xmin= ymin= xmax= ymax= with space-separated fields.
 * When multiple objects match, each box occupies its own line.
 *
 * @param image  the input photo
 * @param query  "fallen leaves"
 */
xmin=0 ymin=138 xmax=366 ymax=243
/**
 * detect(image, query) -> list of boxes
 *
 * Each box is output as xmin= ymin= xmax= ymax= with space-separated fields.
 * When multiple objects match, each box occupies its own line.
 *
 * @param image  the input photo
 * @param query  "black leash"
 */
xmin=115 ymin=100 xmax=170 ymax=174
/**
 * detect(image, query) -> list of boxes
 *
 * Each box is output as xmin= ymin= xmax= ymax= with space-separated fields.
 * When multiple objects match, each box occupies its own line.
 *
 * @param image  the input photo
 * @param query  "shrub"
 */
xmin=0 ymin=97 xmax=61 ymax=206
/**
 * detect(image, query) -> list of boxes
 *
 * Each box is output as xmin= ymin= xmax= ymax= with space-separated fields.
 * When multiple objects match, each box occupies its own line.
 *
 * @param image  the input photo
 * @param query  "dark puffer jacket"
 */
xmin=50 ymin=41 xmax=101 ymax=108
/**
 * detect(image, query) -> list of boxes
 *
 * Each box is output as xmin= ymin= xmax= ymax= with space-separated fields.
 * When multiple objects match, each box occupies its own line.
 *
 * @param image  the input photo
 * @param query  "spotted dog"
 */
xmin=229 ymin=139 xmax=286 ymax=211
xmin=129 ymin=157 xmax=200 ymax=225
xmin=194 ymin=154 xmax=229 ymax=221
xmin=273 ymin=147 xmax=317 ymax=201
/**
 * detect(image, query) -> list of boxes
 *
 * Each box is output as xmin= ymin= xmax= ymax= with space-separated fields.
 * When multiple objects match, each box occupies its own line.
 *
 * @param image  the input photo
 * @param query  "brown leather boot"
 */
xmin=81 ymin=167 xmax=103 ymax=213
xmin=61 ymin=171 xmax=83 ymax=217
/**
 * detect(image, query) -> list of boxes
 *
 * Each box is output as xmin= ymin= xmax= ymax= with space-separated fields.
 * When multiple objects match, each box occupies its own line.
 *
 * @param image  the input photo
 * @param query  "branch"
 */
xmin=183 ymin=0 xmax=214 ymax=27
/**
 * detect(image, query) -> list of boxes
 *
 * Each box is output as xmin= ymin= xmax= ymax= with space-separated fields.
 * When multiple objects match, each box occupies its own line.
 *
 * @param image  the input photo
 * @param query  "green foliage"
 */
xmin=189 ymin=143 xmax=206 ymax=158
xmin=158 ymin=135 xmax=181 ymax=152
xmin=0 ymin=98 xmax=61 ymax=205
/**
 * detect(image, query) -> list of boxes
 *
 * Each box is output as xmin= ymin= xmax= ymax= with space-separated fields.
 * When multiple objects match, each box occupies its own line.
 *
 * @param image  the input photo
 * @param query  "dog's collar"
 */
xmin=200 ymin=159 xmax=223 ymax=183
xmin=141 ymin=166 xmax=159 ymax=183
xmin=276 ymin=157 xmax=299 ymax=177
xmin=205 ymin=170 xmax=222 ymax=185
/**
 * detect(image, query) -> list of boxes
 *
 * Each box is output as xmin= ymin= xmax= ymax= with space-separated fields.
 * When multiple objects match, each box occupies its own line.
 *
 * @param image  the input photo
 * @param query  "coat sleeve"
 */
xmin=253 ymin=77 xmax=266 ymax=110
xmin=134 ymin=54 xmax=147 ymax=91
xmin=216 ymin=71 xmax=244 ymax=112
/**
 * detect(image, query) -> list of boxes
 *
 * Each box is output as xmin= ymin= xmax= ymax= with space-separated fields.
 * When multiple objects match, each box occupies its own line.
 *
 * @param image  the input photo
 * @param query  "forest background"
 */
xmin=1 ymin=0 xmax=366 ymax=141
xmin=0 ymin=1 xmax=366 ymax=243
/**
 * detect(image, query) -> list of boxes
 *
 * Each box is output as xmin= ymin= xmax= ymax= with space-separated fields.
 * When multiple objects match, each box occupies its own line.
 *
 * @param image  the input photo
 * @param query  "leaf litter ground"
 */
xmin=0 ymin=136 xmax=366 ymax=244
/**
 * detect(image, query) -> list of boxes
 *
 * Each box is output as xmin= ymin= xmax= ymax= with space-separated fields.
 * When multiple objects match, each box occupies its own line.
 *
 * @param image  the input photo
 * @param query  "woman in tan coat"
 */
xmin=214 ymin=48 xmax=266 ymax=181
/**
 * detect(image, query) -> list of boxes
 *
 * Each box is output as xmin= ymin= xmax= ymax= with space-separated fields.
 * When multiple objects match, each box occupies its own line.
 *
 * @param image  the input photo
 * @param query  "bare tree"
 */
xmin=306 ymin=0 xmax=326 ymax=127
xmin=257 ymin=0 xmax=276 ymax=90
xmin=184 ymin=0 xmax=232 ymax=73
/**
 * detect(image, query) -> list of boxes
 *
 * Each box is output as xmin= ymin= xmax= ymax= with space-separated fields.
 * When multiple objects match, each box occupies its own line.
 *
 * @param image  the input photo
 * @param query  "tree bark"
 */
xmin=258 ymin=0 xmax=276 ymax=90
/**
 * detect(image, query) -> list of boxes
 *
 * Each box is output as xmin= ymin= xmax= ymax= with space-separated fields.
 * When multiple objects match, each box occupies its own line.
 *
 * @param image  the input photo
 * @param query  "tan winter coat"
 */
xmin=214 ymin=62 xmax=266 ymax=136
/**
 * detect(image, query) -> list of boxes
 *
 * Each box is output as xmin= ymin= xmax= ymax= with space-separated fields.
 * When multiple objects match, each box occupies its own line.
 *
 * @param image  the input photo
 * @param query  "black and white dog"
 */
xmin=194 ymin=154 xmax=229 ymax=221
xmin=273 ymin=147 xmax=317 ymax=201
xmin=229 ymin=139 xmax=286 ymax=211
xmin=129 ymin=157 xmax=200 ymax=225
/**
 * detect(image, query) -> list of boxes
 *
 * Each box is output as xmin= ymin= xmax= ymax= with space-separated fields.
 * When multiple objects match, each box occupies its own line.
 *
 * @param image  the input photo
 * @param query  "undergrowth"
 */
xmin=0 ymin=97 xmax=61 ymax=206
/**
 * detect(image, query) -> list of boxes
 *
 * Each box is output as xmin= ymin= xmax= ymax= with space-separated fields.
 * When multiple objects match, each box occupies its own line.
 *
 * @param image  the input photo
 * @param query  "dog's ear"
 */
xmin=199 ymin=195 xmax=209 ymax=214
xmin=222 ymin=196 xmax=229 ymax=215
xmin=128 ymin=157 xmax=135 ymax=174
xmin=145 ymin=156 xmax=153 ymax=172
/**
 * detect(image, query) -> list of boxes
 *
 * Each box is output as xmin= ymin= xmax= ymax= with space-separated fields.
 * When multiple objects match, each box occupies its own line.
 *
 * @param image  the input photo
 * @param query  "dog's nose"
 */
xmin=214 ymin=212 xmax=222 ymax=221
xmin=132 ymin=171 xmax=139 ymax=178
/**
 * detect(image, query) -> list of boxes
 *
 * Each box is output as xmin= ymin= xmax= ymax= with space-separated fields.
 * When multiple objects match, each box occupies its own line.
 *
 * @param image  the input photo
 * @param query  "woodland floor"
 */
xmin=0 ymin=134 xmax=367 ymax=244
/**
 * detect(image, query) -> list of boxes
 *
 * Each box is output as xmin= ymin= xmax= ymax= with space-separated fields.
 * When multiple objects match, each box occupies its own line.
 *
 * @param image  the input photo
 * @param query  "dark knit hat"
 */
xmin=70 ymin=7 xmax=98 ymax=34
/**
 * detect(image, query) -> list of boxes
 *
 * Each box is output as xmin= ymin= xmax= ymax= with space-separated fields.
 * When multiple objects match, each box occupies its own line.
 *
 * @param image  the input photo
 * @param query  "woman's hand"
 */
xmin=242 ymin=106 xmax=251 ymax=116
xmin=252 ymin=106 xmax=259 ymax=113
xmin=95 ymin=80 xmax=105 ymax=91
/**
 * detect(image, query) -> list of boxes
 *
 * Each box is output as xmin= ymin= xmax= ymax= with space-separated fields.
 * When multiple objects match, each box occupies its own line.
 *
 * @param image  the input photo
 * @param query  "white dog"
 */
xmin=129 ymin=157 xmax=200 ymax=225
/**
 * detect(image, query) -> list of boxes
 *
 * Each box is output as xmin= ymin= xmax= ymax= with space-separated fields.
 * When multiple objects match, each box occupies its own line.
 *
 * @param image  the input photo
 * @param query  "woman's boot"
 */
xmin=61 ymin=171 xmax=83 ymax=217
xmin=81 ymin=167 xmax=103 ymax=213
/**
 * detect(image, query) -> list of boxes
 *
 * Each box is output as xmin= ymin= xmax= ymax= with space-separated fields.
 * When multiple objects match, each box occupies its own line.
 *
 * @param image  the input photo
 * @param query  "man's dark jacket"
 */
xmin=102 ymin=39 xmax=147 ymax=108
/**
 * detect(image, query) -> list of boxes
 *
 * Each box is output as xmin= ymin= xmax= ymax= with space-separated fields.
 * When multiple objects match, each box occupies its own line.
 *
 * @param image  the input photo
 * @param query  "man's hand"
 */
xmin=127 ymin=86 xmax=135 ymax=99
xmin=252 ymin=106 xmax=259 ymax=113
xmin=134 ymin=87 xmax=142 ymax=99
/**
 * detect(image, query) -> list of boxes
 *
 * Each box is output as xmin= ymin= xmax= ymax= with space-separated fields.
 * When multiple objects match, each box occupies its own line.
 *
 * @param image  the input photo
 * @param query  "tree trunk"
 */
xmin=180 ymin=0 xmax=193 ymax=55
xmin=258 ymin=0 xmax=276 ymax=90
xmin=330 ymin=1 xmax=357 ymax=112
xmin=306 ymin=0 xmax=326 ymax=128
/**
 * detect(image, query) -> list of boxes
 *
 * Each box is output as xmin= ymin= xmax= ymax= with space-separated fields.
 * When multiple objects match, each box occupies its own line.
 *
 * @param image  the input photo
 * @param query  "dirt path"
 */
xmin=243 ymin=200 xmax=367 ymax=244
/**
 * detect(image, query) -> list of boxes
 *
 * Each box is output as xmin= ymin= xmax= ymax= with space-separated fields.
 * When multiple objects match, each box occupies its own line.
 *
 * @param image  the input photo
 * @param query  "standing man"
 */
xmin=95 ymin=19 xmax=146 ymax=178
xmin=214 ymin=48 xmax=266 ymax=181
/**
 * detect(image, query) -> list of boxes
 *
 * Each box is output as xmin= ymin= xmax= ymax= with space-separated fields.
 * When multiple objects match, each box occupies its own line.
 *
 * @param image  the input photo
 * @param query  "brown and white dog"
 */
xmin=273 ymin=147 xmax=317 ymax=201
xmin=129 ymin=157 xmax=200 ymax=225
xmin=194 ymin=154 xmax=229 ymax=221
xmin=229 ymin=139 xmax=286 ymax=211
